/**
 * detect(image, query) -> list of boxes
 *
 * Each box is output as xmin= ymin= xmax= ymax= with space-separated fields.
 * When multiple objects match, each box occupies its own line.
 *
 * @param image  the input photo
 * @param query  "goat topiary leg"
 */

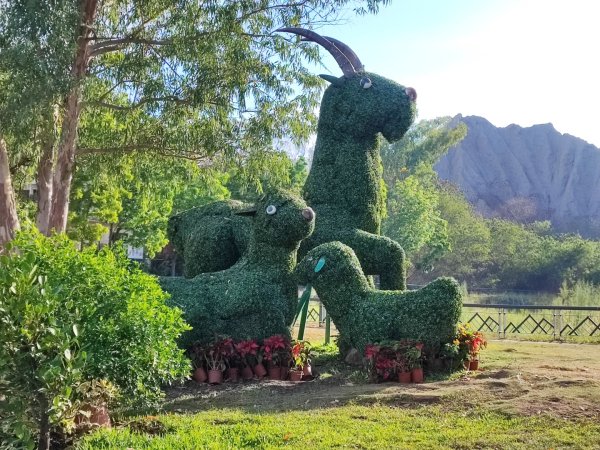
xmin=337 ymin=230 xmax=406 ymax=291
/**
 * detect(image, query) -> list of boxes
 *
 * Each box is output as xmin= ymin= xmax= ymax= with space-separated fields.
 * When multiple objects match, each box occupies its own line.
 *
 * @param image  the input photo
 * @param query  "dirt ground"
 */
xmin=163 ymin=340 xmax=600 ymax=421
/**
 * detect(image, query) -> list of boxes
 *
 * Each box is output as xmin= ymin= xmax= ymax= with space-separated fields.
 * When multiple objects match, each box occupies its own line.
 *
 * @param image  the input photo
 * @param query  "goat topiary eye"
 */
xmin=314 ymin=256 xmax=326 ymax=273
xmin=360 ymin=77 xmax=372 ymax=89
xmin=266 ymin=205 xmax=277 ymax=215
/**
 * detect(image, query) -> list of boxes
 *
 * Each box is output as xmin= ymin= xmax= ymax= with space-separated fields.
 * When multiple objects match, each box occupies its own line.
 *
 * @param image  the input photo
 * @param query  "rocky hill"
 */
xmin=435 ymin=115 xmax=600 ymax=237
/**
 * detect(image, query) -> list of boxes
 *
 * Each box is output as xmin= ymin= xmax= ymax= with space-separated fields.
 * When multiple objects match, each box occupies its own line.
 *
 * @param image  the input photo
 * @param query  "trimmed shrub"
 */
xmin=161 ymin=189 xmax=315 ymax=346
xmin=296 ymin=241 xmax=462 ymax=352
xmin=299 ymin=72 xmax=416 ymax=290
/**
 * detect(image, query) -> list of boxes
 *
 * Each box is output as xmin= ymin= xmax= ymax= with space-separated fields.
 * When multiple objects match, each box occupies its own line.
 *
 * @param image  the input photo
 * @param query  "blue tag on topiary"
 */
xmin=315 ymin=257 xmax=326 ymax=273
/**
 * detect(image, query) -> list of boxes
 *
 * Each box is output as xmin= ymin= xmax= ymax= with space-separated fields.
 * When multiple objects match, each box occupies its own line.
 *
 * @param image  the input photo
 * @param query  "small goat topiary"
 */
xmin=295 ymin=241 xmax=462 ymax=352
xmin=161 ymin=189 xmax=315 ymax=347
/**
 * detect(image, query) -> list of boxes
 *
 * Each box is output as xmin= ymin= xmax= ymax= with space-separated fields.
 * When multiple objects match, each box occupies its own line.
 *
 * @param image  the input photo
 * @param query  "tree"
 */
xmin=0 ymin=0 xmax=392 ymax=248
xmin=382 ymin=165 xmax=449 ymax=269
xmin=381 ymin=116 xmax=467 ymax=188
xmin=0 ymin=139 xmax=20 ymax=248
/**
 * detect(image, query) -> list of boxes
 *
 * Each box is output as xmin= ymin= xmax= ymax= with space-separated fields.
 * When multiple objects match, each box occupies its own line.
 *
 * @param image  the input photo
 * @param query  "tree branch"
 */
xmin=85 ymin=96 xmax=193 ymax=111
xmin=89 ymin=37 xmax=172 ymax=57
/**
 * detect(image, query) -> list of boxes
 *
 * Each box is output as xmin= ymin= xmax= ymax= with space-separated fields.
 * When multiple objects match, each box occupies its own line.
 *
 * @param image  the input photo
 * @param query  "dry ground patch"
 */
xmin=163 ymin=340 xmax=600 ymax=421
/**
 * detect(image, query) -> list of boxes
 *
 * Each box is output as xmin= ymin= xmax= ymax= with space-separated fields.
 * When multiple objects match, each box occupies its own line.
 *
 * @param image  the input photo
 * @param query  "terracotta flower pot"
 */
xmin=303 ymin=364 xmax=312 ymax=377
xmin=281 ymin=366 xmax=290 ymax=381
xmin=268 ymin=366 xmax=282 ymax=380
xmin=241 ymin=366 xmax=254 ymax=380
xmin=75 ymin=403 xmax=111 ymax=428
xmin=411 ymin=367 xmax=424 ymax=383
xmin=469 ymin=359 xmax=479 ymax=371
xmin=398 ymin=371 xmax=412 ymax=383
xmin=254 ymin=363 xmax=267 ymax=378
xmin=227 ymin=367 xmax=239 ymax=382
xmin=208 ymin=369 xmax=223 ymax=384
xmin=193 ymin=367 xmax=208 ymax=383
xmin=463 ymin=360 xmax=471 ymax=370
xmin=289 ymin=370 xmax=303 ymax=382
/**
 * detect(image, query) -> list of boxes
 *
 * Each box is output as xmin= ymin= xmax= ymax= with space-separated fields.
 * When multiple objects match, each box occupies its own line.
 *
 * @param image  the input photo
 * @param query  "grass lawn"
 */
xmin=78 ymin=340 xmax=600 ymax=449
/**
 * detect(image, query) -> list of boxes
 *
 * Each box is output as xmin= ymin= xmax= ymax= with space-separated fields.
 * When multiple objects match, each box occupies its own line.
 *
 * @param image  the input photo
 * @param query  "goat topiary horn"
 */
xmin=322 ymin=36 xmax=364 ymax=73
xmin=276 ymin=27 xmax=357 ymax=77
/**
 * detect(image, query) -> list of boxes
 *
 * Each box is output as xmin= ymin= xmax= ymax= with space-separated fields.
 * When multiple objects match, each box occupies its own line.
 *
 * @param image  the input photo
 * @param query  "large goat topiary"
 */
xmin=161 ymin=189 xmax=315 ymax=347
xmin=278 ymin=28 xmax=417 ymax=290
xmin=295 ymin=242 xmax=462 ymax=352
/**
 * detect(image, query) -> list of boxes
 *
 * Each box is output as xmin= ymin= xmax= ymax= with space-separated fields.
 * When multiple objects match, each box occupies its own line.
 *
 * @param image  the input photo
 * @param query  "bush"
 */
xmin=0 ymin=229 xmax=190 ymax=448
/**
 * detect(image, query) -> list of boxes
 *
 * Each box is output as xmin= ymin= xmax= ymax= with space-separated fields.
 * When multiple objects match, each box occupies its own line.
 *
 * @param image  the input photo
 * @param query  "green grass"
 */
xmin=78 ymin=405 xmax=600 ymax=449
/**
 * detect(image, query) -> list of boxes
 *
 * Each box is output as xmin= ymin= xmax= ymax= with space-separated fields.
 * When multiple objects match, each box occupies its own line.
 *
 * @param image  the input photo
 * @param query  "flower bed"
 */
xmin=189 ymin=336 xmax=313 ymax=384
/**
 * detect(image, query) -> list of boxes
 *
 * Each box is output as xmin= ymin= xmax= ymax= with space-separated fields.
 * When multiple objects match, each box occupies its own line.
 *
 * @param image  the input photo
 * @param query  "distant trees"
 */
xmin=382 ymin=117 xmax=600 ymax=292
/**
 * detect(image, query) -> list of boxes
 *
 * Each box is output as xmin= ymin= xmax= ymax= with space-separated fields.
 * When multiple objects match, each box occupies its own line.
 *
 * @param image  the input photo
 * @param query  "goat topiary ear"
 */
xmin=235 ymin=206 xmax=257 ymax=216
xmin=314 ymin=256 xmax=326 ymax=273
xmin=319 ymin=74 xmax=344 ymax=86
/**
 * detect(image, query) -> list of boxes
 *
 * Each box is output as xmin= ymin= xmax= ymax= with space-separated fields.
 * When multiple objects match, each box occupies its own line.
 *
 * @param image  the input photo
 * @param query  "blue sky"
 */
xmin=311 ymin=0 xmax=600 ymax=146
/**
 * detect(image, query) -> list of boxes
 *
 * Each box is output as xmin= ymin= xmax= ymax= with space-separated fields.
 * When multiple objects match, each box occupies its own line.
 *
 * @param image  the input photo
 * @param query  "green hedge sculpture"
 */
xmin=279 ymin=28 xmax=417 ymax=290
xmin=295 ymin=242 xmax=462 ymax=352
xmin=161 ymin=189 xmax=315 ymax=346
xmin=167 ymin=200 xmax=252 ymax=278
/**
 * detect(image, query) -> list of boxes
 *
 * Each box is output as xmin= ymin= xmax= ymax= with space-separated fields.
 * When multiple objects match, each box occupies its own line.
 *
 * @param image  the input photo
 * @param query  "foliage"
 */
xmin=69 ymin=153 xmax=232 ymax=257
xmin=75 ymin=379 xmax=119 ymax=408
xmin=1 ymin=0 xmax=392 ymax=242
xmin=383 ymin=165 xmax=449 ymax=268
xmin=412 ymin=184 xmax=600 ymax=292
xmin=299 ymin=69 xmax=416 ymax=290
xmin=0 ymin=228 xmax=190 ymax=448
xmin=205 ymin=338 xmax=234 ymax=371
xmin=296 ymin=241 xmax=462 ymax=352
xmin=161 ymin=189 xmax=314 ymax=346
xmin=78 ymin=404 xmax=600 ymax=449
xmin=290 ymin=340 xmax=312 ymax=370
xmin=0 ymin=237 xmax=85 ymax=449
xmin=235 ymin=340 xmax=260 ymax=368
xmin=364 ymin=340 xmax=424 ymax=381
xmin=441 ymin=323 xmax=487 ymax=365
xmin=261 ymin=335 xmax=290 ymax=367
xmin=381 ymin=116 xmax=467 ymax=188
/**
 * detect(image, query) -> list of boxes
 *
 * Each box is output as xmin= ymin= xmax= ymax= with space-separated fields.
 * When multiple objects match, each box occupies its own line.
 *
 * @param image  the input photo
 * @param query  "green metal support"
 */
xmin=294 ymin=284 xmax=312 ymax=340
xmin=325 ymin=315 xmax=331 ymax=344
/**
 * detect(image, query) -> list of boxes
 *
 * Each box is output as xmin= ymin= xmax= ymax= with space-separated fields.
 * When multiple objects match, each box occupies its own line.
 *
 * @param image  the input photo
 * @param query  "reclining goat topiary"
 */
xmin=161 ymin=189 xmax=315 ymax=347
xmin=295 ymin=242 xmax=462 ymax=352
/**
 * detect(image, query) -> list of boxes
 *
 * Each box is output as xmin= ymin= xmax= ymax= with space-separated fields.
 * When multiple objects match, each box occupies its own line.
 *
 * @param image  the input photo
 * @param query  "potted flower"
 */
xmin=221 ymin=339 xmax=240 ymax=382
xmin=235 ymin=339 xmax=260 ymax=380
xmin=262 ymin=334 xmax=289 ymax=380
xmin=466 ymin=329 xmax=487 ymax=371
xmin=395 ymin=350 xmax=411 ymax=383
xmin=456 ymin=323 xmax=487 ymax=371
xmin=300 ymin=340 xmax=313 ymax=378
xmin=206 ymin=337 xmax=229 ymax=384
xmin=405 ymin=342 xmax=425 ymax=383
xmin=289 ymin=341 xmax=307 ymax=381
xmin=189 ymin=343 xmax=208 ymax=383
xmin=74 ymin=379 xmax=118 ymax=429
xmin=364 ymin=344 xmax=381 ymax=382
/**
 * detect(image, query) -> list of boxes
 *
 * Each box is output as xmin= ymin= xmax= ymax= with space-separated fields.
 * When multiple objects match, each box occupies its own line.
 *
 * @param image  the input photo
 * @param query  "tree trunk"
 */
xmin=36 ymin=114 xmax=57 ymax=235
xmin=0 ymin=138 xmax=20 ymax=250
xmin=48 ymin=0 xmax=99 ymax=233
xmin=37 ymin=397 xmax=51 ymax=450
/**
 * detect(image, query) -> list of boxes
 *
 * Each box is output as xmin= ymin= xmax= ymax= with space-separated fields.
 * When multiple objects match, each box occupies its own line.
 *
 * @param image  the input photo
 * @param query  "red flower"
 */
xmin=364 ymin=344 xmax=380 ymax=360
